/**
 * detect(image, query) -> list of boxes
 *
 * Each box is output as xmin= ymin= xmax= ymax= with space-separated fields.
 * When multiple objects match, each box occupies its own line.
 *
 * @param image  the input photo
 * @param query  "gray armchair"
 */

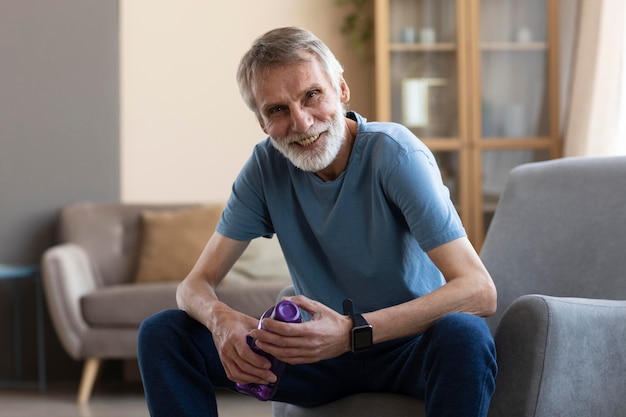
xmin=273 ymin=156 xmax=626 ymax=417
xmin=42 ymin=202 xmax=290 ymax=404
xmin=482 ymin=156 xmax=626 ymax=417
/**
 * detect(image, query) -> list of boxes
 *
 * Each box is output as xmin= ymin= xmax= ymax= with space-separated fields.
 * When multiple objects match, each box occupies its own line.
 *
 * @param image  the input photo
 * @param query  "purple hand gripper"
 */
xmin=235 ymin=300 xmax=302 ymax=401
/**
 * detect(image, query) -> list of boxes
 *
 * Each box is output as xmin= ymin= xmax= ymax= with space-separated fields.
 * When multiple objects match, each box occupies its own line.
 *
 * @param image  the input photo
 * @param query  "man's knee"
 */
xmin=140 ymin=309 xmax=183 ymax=341
xmin=432 ymin=313 xmax=491 ymax=340
xmin=427 ymin=313 xmax=495 ymax=363
xmin=423 ymin=314 xmax=497 ymax=416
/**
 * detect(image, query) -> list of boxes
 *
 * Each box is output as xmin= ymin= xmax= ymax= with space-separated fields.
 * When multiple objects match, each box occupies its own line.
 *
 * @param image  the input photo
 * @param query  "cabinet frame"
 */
xmin=374 ymin=0 xmax=561 ymax=248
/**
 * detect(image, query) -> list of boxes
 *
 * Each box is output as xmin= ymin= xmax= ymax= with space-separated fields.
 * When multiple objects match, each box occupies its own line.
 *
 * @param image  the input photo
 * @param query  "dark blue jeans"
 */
xmin=138 ymin=309 xmax=496 ymax=417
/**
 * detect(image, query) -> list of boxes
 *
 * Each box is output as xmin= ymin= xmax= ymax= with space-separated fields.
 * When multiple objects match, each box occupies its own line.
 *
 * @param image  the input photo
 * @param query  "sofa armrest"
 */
xmin=216 ymin=281 xmax=292 ymax=319
xmin=42 ymin=243 xmax=98 ymax=360
xmin=488 ymin=294 xmax=626 ymax=417
xmin=276 ymin=285 xmax=296 ymax=302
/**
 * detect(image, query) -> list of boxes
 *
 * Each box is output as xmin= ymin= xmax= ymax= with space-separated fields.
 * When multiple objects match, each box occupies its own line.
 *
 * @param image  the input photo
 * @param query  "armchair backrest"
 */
xmin=480 ymin=156 xmax=626 ymax=332
xmin=59 ymin=202 xmax=198 ymax=286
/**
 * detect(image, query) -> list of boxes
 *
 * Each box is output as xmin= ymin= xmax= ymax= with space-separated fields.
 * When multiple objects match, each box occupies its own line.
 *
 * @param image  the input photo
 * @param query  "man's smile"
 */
xmin=294 ymin=133 xmax=320 ymax=147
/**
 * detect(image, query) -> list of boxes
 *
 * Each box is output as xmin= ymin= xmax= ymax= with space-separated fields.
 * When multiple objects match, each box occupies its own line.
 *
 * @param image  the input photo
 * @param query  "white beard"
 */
xmin=270 ymin=107 xmax=346 ymax=173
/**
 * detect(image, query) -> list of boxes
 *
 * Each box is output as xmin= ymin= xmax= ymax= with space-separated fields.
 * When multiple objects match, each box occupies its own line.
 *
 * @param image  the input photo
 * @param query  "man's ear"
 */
xmin=339 ymin=76 xmax=350 ymax=104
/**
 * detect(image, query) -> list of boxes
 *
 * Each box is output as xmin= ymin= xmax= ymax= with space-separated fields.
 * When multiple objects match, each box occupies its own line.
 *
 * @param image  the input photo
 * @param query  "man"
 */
xmin=138 ymin=27 xmax=497 ymax=417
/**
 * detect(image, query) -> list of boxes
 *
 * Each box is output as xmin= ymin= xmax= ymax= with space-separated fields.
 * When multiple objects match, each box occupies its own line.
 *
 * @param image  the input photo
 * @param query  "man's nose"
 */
xmin=290 ymin=106 xmax=313 ymax=133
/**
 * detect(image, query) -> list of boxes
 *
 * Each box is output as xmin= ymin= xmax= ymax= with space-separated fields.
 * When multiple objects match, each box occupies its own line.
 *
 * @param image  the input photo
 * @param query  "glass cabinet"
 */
xmin=375 ymin=0 xmax=561 ymax=247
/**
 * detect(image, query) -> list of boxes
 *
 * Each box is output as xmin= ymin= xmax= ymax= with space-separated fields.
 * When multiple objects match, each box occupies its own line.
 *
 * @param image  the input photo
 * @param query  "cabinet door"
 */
xmin=376 ymin=0 xmax=470 ymax=219
xmin=471 ymin=0 xmax=559 ymax=245
xmin=478 ymin=0 xmax=551 ymax=141
xmin=385 ymin=0 xmax=462 ymax=140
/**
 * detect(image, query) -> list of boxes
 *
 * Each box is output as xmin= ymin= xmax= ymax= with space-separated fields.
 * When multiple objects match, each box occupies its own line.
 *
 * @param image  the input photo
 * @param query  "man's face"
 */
xmin=252 ymin=57 xmax=350 ymax=173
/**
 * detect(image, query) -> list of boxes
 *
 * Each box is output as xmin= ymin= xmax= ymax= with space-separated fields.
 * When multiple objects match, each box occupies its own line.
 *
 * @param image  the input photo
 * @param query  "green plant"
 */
xmin=336 ymin=0 xmax=374 ymax=57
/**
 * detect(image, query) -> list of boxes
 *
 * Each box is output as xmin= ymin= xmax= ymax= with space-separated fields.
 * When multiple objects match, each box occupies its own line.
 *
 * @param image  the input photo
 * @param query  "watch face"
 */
xmin=352 ymin=325 xmax=373 ymax=352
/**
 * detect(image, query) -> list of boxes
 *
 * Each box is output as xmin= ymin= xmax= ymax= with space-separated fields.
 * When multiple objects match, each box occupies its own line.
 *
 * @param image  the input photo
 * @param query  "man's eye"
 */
xmin=270 ymin=106 xmax=286 ymax=114
xmin=307 ymin=90 xmax=319 ymax=99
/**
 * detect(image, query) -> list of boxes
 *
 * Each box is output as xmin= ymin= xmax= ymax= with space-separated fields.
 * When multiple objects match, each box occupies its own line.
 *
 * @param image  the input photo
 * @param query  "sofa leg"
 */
xmin=77 ymin=357 xmax=101 ymax=404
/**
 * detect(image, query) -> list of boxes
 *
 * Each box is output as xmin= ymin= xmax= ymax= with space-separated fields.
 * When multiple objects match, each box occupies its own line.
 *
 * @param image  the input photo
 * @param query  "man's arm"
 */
xmin=364 ymin=236 xmax=497 ymax=344
xmin=176 ymin=231 xmax=280 ymax=386
xmin=253 ymin=236 xmax=496 ymax=364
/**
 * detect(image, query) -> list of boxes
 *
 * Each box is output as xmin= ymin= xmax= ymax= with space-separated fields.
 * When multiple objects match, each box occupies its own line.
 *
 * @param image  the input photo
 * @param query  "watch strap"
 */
xmin=351 ymin=313 xmax=369 ymax=328
xmin=343 ymin=298 xmax=373 ymax=352
xmin=342 ymin=298 xmax=355 ymax=316
xmin=343 ymin=298 xmax=369 ymax=326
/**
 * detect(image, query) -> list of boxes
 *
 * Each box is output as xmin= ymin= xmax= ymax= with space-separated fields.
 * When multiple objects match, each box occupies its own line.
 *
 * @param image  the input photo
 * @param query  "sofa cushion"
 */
xmin=133 ymin=204 xmax=291 ymax=285
xmin=81 ymin=282 xmax=179 ymax=327
xmin=59 ymin=202 xmax=204 ymax=286
xmin=81 ymin=280 xmax=291 ymax=327
xmin=134 ymin=205 xmax=223 ymax=283
xmin=225 ymin=236 xmax=291 ymax=283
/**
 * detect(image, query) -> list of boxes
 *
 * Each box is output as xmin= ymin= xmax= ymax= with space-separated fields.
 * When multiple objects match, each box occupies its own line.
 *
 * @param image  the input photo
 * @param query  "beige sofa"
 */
xmin=42 ymin=202 xmax=291 ymax=404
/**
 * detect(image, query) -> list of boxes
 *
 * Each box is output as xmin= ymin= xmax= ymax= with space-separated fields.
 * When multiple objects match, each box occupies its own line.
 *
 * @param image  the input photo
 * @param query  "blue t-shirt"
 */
xmin=217 ymin=112 xmax=465 ymax=314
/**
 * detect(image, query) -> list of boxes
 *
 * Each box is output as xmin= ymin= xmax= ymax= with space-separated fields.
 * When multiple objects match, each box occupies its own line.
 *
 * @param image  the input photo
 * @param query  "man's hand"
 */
xmin=249 ymin=295 xmax=353 ymax=365
xmin=176 ymin=233 xmax=282 ymax=385
xmin=210 ymin=307 xmax=278 ymax=385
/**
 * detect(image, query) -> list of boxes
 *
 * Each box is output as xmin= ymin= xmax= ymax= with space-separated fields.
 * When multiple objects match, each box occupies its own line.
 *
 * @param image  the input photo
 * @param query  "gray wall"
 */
xmin=0 ymin=1 xmax=119 ymax=381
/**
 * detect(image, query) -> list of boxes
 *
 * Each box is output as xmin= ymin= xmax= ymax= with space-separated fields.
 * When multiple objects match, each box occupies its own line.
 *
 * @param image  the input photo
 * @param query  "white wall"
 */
xmin=121 ymin=0 xmax=374 ymax=203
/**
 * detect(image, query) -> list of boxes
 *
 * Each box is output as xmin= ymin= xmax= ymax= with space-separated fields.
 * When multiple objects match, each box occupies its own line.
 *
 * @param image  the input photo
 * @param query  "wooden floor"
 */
xmin=0 ymin=382 xmax=273 ymax=417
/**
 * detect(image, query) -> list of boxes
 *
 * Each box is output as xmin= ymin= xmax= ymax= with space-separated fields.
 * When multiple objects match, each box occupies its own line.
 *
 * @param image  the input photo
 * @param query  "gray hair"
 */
xmin=236 ymin=27 xmax=344 ymax=117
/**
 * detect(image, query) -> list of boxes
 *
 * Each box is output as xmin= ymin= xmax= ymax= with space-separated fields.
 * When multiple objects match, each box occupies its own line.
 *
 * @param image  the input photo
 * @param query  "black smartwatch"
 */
xmin=343 ymin=298 xmax=373 ymax=352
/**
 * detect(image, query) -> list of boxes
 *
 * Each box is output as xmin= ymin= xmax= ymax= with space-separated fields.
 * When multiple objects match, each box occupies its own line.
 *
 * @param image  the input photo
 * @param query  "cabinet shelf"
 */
xmin=478 ymin=138 xmax=556 ymax=149
xmin=390 ymin=43 xmax=458 ymax=52
xmin=422 ymin=138 xmax=463 ymax=150
xmin=481 ymin=42 xmax=548 ymax=51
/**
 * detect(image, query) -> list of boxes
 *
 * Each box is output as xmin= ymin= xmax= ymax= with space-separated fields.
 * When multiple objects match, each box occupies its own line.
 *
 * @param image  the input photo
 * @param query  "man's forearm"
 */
xmin=363 ymin=275 xmax=495 ymax=345
xmin=175 ymin=231 xmax=252 ymax=329
xmin=176 ymin=275 xmax=224 ymax=329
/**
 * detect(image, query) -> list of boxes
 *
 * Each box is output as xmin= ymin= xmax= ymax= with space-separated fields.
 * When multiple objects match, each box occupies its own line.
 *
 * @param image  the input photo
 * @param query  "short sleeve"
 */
xmin=216 ymin=145 xmax=275 ymax=240
xmin=384 ymin=149 xmax=465 ymax=251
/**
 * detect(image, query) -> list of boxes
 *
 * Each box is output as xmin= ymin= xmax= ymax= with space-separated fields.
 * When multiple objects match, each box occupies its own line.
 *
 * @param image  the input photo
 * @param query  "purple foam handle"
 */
xmin=235 ymin=300 xmax=301 ymax=401
xmin=271 ymin=299 xmax=301 ymax=323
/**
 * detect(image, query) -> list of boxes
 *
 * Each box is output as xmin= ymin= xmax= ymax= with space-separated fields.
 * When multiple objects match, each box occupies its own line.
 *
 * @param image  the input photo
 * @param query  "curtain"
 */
xmin=564 ymin=0 xmax=626 ymax=157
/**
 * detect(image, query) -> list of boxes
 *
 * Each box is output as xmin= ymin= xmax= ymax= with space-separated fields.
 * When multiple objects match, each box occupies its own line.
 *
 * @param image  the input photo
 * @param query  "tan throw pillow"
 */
xmin=223 ymin=236 xmax=291 ymax=284
xmin=134 ymin=205 xmax=223 ymax=283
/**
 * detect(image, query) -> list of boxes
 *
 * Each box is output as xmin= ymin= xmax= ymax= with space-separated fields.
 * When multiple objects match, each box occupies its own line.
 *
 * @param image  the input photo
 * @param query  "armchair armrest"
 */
xmin=488 ymin=294 xmax=626 ymax=417
xmin=42 ymin=243 xmax=98 ymax=360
